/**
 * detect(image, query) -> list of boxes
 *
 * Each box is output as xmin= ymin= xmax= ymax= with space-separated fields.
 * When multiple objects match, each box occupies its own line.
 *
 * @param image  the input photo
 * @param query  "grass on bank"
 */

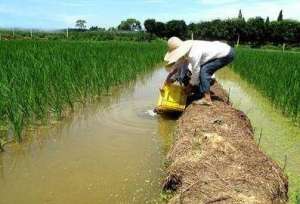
xmin=0 ymin=40 xmax=166 ymax=142
xmin=238 ymin=44 xmax=300 ymax=52
xmin=233 ymin=48 xmax=300 ymax=203
xmin=233 ymin=48 xmax=300 ymax=125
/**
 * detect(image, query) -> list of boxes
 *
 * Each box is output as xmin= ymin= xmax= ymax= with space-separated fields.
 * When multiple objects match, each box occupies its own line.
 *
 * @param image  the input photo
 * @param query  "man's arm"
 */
xmin=165 ymin=66 xmax=178 ymax=84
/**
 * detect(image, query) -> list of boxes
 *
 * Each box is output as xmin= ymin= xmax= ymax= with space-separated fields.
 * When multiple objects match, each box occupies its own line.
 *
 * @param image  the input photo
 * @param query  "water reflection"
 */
xmin=157 ymin=114 xmax=181 ymax=154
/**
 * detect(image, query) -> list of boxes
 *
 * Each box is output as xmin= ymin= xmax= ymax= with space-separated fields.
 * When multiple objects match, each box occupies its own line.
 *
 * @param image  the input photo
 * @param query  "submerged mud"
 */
xmin=163 ymin=83 xmax=288 ymax=204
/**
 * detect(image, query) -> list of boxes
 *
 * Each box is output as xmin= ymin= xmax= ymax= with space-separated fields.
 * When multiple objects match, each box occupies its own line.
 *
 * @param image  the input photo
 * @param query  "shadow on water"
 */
xmin=156 ymin=112 xmax=181 ymax=154
xmin=0 ymin=68 xmax=178 ymax=204
xmin=159 ymin=112 xmax=182 ymax=120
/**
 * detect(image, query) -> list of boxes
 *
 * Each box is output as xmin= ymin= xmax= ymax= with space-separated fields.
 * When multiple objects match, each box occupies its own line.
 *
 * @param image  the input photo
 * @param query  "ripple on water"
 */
xmin=98 ymin=99 xmax=157 ymax=133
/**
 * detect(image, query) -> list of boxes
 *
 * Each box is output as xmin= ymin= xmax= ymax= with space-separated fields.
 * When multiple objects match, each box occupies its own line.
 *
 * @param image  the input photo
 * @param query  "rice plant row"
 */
xmin=0 ymin=29 xmax=155 ymax=42
xmin=232 ymin=48 xmax=300 ymax=124
xmin=0 ymin=40 xmax=166 ymax=141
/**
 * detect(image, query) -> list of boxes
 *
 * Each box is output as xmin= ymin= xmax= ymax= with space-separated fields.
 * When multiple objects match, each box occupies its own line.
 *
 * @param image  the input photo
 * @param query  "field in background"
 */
xmin=233 ymin=48 xmax=300 ymax=124
xmin=0 ymin=40 xmax=165 ymax=141
xmin=239 ymin=44 xmax=300 ymax=52
xmin=0 ymin=29 xmax=155 ymax=42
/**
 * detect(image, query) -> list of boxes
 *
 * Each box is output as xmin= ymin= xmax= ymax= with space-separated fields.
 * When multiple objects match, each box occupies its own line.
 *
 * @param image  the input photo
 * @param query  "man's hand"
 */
xmin=164 ymin=78 xmax=174 ymax=85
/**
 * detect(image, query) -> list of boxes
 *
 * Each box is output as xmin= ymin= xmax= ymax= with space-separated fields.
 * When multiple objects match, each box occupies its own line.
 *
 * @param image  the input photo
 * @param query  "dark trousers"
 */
xmin=199 ymin=48 xmax=235 ymax=94
xmin=187 ymin=48 xmax=235 ymax=104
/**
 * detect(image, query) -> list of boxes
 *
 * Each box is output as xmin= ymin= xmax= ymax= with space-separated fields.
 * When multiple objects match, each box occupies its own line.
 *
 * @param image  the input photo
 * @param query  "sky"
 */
xmin=0 ymin=0 xmax=299 ymax=29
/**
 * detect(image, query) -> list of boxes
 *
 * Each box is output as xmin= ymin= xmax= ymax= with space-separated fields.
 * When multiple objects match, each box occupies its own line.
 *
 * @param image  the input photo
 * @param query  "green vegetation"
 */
xmin=117 ymin=18 xmax=142 ymax=31
xmin=75 ymin=19 xmax=87 ymax=29
xmin=144 ymin=19 xmax=188 ymax=40
xmin=233 ymin=48 xmax=300 ymax=123
xmin=239 ymin=44 xmax=300 ymax=52
xmin=0 ymin=40 xmax=166 ymax=141
xmin=67 ymin=31 xmax=153 ymax=41
xmin=287 ymin=172 xmax=300 ymax=204
xmin=0 ymin=29 xmax=155 ymax=42
xmin=144 ymin=11 xmax=300 ymax=47
xmin=290 ymin=188 xmax=300 ymax=203
xmin=2 ymin=10 xmax=300 ymax=47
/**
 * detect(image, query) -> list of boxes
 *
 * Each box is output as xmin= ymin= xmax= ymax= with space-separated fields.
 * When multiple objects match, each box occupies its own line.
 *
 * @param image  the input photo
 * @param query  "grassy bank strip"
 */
xmin=163 ymin=84 xmax=288 ymax=203
xmin=233 ymin=48 xmax=300 ymax=124
xmin=0 ymin=29 xmax=155 ymax=42
xmin=0 ymin=40 xmax=166 ymax=141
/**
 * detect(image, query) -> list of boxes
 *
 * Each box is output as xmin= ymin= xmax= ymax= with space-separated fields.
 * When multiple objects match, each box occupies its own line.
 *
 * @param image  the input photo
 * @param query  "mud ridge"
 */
xmin=163 ymin=83 xmax=288 ymax=204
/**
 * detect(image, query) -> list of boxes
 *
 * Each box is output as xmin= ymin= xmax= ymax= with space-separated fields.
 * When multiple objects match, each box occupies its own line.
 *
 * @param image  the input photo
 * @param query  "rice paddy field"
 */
xmin=232 ymin=48 xmax=300 ymax=124
xmin=0 ymin=29 xmax=154 ymax=41
xmin=229 ymin=48 xmax=300 ymax=203
xmin=0 ymin=40 xmax=165 ymax=142
xmin=1 ymin=40 xmax=300 ymax=203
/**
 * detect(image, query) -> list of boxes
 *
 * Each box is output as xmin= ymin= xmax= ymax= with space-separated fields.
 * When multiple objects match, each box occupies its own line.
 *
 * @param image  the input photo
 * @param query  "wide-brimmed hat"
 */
xmin=164 ymin=37 xmax=193 ymax=66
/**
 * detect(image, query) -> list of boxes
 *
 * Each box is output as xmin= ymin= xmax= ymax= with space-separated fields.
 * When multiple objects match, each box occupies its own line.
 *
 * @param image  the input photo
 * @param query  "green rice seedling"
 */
xmin=0 ymin=40 xmax=166 ymax=140
xmin=0 ymin=28 xmax=155 ymax=42
xmin=233 ymin=48 xmax=300 ymax=124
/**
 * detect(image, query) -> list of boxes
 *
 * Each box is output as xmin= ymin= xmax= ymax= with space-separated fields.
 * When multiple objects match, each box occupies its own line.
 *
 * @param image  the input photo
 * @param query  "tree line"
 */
xmin=75 ymin=11 xmax=300 ymax=47
xmin=144 ymin=10 xmax=300 ymax=47
xmin=3 ymin=10 xmax=298 ymax=46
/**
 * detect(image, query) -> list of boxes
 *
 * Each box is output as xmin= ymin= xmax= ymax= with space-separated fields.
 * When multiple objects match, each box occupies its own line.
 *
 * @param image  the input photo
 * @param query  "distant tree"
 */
xmin=296 ymin=23 xmax=300 ymax=43
xmin=247 ymin=17 xmax=266 ymax=46
xmin=118 ymin=18 xmax=142 ymax=31
xmin=144 ymin=19 xmax=168 ymax=38
xmin=264 ymin=17 xmax=271 ymax=42
xmin=165 ymin=20 xmax=187 ymax=39
xmin=277 ymin=10 xmax=283 ymax=21
xmin=108 ymin=27 xmax=117 ymax=32
xmin=188 ymin=23 xmax=197 ymax=39
xmin=224 ymin=18 xmax=247 ymax=45
xmin=147 ymin=14 xmax=300 ymax=46
xmin=270 ymin=20 xmax=299 ymax=44
xmin=75 ymin=19 xmax=87 ymax=29
xmin=154 ymin=22 xmax=166 ymax=38
xmin=128 ymin=19 xmax=142 ymax=31
xmin=188 ymin=23 xmax=197 ymax=33
xmin=144 ymin=19 xmax=156 ymax=34
xmin=197 ymin=19 xmax=224 ymax=40
xmin=265 ymin=17 xmax=270 ymax=25
xmin=238 ymin=9 xmax=244 ymax=20
xmin=118 ymin=20 xmax=130 ymax=31
xmin=89 ymin=26 xmax=105 ymax=31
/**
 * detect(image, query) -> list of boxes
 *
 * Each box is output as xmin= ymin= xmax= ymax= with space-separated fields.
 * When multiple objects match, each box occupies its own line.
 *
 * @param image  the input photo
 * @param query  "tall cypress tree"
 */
xmin=265 ymin=17 xmax=271 ymax=42
xmin=277 ymin=10 xmax=283 ymax=21
xmin=238 ymin=9 xmax=243 ymax=20
xmin=265 ymin=17 xmax=270 ymax=25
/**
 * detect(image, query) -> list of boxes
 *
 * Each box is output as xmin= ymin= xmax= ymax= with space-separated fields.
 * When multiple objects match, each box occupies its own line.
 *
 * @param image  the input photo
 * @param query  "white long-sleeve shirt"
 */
xmin=187 ymin=40 xmax=231 ymax=85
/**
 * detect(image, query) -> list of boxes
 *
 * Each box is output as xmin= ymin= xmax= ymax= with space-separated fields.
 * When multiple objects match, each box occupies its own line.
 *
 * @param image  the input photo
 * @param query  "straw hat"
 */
xmin=164 ymin=37 xmax=193 ymax=66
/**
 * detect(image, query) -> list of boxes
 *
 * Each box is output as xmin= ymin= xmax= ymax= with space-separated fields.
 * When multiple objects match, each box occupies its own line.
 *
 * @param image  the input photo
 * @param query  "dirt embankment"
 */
xmin=163 ymin=83 xmax=288 ymax=204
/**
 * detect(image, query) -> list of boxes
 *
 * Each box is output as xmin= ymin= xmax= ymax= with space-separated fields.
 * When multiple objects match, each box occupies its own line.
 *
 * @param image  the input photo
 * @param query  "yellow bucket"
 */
xmin=156 ymin=84 xmax=187 ymax=113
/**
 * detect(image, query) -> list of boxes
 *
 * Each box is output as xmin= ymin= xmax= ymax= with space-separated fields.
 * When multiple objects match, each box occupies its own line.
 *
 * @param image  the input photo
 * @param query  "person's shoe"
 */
xmin=192 ymin=99 xmax=213 ymax=106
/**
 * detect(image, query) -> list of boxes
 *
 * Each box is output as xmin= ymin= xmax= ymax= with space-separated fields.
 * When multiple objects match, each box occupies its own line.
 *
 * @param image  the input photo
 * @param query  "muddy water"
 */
xmin=2 ymin=67 xmax=299 ymax=203
xmin=0 ymin=69 xmax=176 ymax=204
xmin=217 ymin=68 xmax=300 ymax=198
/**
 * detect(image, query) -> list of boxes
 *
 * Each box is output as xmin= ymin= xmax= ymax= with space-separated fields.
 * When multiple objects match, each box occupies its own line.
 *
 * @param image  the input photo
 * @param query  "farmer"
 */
xmin=164 ymin=37 xmax=235 ymax=105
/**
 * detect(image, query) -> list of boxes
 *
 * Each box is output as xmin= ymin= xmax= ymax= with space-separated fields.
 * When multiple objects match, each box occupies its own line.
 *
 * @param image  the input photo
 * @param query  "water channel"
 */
xmin=0 ymin=67 xmax=299 ymax=203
